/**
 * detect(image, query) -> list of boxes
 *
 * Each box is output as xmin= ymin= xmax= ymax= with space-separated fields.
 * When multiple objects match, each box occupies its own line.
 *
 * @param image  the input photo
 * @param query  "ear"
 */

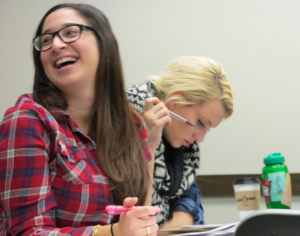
xmin=167 ymin=100 xmax=176 ymax=111
xmin=166 ymin=91 xmax=182 ymax=111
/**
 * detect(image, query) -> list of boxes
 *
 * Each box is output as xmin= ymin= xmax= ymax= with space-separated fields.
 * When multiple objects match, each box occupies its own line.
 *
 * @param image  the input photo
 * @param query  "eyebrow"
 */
xmin=42 ymin=23 xmax=77 ymax=34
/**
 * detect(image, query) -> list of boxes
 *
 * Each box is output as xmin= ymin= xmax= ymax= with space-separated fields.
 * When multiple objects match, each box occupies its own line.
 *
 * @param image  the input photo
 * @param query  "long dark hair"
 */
xmin=32 ymin=3 xmax=149 ymax=206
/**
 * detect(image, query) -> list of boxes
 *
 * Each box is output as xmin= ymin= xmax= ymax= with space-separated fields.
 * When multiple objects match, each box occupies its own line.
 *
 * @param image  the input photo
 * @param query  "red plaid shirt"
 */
xmin=0 ymin=94 xmax=151 ymax=236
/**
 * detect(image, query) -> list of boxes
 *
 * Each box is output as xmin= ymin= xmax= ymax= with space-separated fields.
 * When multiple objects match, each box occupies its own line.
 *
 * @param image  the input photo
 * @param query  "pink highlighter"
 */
xmin=106 ymin=205 xmax=161 ymax=215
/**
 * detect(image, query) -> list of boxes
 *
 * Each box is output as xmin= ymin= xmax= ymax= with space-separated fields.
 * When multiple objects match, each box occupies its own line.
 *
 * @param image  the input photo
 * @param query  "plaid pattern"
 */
xmin=0 ymin=94 xmax=151 ymax=236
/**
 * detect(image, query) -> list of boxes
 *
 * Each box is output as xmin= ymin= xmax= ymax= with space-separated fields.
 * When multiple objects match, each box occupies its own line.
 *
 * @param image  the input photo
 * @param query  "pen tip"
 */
xmin=186 ymin=121 xmax=195 ymax=127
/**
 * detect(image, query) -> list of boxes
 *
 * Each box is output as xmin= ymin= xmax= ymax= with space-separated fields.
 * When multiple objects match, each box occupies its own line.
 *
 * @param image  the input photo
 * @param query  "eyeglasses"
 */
xmin=33 ymin=24 xmax=95 ymax=52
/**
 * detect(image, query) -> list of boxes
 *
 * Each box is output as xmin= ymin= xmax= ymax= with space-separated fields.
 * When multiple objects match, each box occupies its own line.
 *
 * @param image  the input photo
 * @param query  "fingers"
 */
xmin=155 ymin=112 xmax=172 ymax=128
xmin=144 ymin=98 xmax=172 ymax=127
xmin=122 ymin=198 xmax=158 ymax=217
xmin=144 ymin=98 xmax=167 ymax=117
xmin=131 ymin=212 xmax=158 ymax=235
xmin=143 ymin=98 xmax=172 ymax=150
xmin=123 ymin=197 xmax=138 ymax=208
xmin=144 ymin=224 xmax=159 ymax=236
xmin=144 ymin=97 xmax=161 ymax=112
xmin=151 ymin=106 xmax=170 ymax=123
xmin=118 ymin=201 xmax=159 ymax=236
xmin=124 ymin=206 xmax=158 ymax=219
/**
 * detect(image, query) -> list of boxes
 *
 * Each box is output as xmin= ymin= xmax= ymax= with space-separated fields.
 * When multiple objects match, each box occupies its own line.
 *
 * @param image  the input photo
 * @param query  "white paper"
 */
xmin=163 ymin=222 xmax=239 ymax=236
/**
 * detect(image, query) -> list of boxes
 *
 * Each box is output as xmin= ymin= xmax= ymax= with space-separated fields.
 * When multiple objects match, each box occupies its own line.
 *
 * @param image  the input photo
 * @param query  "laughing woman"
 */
xmin=127 ymin=56 xmax=234 ymax=229
xmin=0 ymin=3 xmax=159 ymax=236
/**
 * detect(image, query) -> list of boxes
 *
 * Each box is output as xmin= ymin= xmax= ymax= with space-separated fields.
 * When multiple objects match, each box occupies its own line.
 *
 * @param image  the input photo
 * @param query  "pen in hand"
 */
xmin=106 ymin=205 xmax=161 ymax=215
xmin=153 ymin=103 xmax=195 ymax=127
xmin=168 ymin=110 xmax=195 ymax=127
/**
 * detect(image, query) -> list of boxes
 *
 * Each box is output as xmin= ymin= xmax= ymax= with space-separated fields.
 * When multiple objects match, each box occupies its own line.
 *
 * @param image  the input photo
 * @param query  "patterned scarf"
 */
xmin=126 ymin=81 xmax=200 ymax=226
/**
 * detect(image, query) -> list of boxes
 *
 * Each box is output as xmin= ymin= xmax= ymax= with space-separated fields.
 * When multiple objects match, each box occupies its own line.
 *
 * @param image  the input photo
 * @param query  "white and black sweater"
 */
xmin=126 ymin=81 xmax=200 ymax=226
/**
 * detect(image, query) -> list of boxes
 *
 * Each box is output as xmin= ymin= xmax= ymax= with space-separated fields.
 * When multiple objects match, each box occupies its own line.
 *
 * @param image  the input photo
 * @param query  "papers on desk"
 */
xmin=158 ymin=222 xmax=239 ymax=236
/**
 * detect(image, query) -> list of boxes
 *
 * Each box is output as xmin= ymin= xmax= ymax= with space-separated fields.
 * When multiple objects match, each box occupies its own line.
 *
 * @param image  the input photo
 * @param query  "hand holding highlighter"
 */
xmin=106 ymin=205 xmax=161 ymax=215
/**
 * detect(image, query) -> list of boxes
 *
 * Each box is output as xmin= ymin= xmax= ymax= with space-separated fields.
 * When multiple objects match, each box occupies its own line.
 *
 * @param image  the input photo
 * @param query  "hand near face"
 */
xmin=113 ymin=197 xmax=159 ymax=236
xmin=144 ymin=97 xmax=172 ymax=152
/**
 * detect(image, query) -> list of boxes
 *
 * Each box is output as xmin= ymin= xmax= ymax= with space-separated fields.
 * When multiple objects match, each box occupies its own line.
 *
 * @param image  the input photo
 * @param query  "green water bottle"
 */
xmin=262 ymin=153 xmax=292 ymax=209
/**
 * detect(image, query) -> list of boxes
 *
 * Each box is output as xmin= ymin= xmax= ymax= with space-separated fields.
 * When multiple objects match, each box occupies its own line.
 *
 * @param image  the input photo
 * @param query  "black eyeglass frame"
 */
xmin=33 ymin=24 xmax=95 ymax=52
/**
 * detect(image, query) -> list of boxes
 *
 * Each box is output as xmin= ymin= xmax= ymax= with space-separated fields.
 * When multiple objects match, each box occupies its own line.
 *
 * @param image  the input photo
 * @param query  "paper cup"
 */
xmin=233 ymin=178 xmax=261 ymax=220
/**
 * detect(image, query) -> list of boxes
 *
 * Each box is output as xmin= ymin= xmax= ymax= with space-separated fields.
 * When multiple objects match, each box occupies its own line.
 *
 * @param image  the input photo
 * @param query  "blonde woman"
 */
xmin=127 ymin=56 xmax=234 ymax=229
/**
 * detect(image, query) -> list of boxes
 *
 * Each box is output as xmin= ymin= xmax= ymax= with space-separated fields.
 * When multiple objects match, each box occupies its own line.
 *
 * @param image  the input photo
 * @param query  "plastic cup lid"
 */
xmin=233 ymin=177 xmax=260 ymax=185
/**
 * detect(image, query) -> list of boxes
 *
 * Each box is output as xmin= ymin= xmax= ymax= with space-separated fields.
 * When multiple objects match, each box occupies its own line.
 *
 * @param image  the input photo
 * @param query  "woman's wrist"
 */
xmin=149 ymin=146 xmax=157 ymax=160
xmin=92 ymin=225 xmax=102 ymax=236
xmin=111 ymin=223 xmax=120 ymax=236
xmin=92 ymin=224 xmax=116 ymax=236
xmin=110 ymin=223 xmax=115 ymax=236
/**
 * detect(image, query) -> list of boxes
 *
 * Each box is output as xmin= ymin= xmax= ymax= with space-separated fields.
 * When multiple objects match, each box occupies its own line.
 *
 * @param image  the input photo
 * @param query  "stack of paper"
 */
xmin=158 ymin=222 xmax=239 ymax=236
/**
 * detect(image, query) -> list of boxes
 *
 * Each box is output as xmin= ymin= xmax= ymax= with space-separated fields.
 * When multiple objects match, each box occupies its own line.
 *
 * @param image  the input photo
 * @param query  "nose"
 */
xmin=193 ymin=129 xmax=207 ymax=143
xmin=51 ymin=35 xmax=67 ymax=51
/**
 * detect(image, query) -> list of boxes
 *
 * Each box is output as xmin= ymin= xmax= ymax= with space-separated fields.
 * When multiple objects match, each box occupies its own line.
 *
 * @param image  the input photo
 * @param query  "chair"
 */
xmin=234 ymin=209 xmax=300 ymax=236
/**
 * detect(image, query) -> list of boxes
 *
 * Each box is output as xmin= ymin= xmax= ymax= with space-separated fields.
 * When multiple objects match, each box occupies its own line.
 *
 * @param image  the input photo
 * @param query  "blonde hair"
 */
xmin=148 ymin=56 xmax=233 ymax=119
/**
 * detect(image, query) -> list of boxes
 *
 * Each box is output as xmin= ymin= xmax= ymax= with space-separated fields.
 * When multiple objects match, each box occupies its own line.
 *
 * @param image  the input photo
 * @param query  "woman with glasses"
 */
xmin=127 ymin=56 xmax=234 ymax=229
xmin=0 ymin=3 xmax=159 ymax=236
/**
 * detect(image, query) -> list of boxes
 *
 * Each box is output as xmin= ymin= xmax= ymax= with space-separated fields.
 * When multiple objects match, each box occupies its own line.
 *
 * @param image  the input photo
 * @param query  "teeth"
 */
xmin=56 ymin=57 xmax=77 ymax=67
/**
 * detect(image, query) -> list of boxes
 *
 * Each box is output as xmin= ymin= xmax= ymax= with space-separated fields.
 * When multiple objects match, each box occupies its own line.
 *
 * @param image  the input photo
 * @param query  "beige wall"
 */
xmin=1 ymin=0 xmax=300 ymax=223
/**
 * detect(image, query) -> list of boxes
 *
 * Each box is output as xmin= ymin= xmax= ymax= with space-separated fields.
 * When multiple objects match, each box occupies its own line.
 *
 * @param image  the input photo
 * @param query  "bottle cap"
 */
xmin=264 ymin=152 xmax=285 ymax=165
